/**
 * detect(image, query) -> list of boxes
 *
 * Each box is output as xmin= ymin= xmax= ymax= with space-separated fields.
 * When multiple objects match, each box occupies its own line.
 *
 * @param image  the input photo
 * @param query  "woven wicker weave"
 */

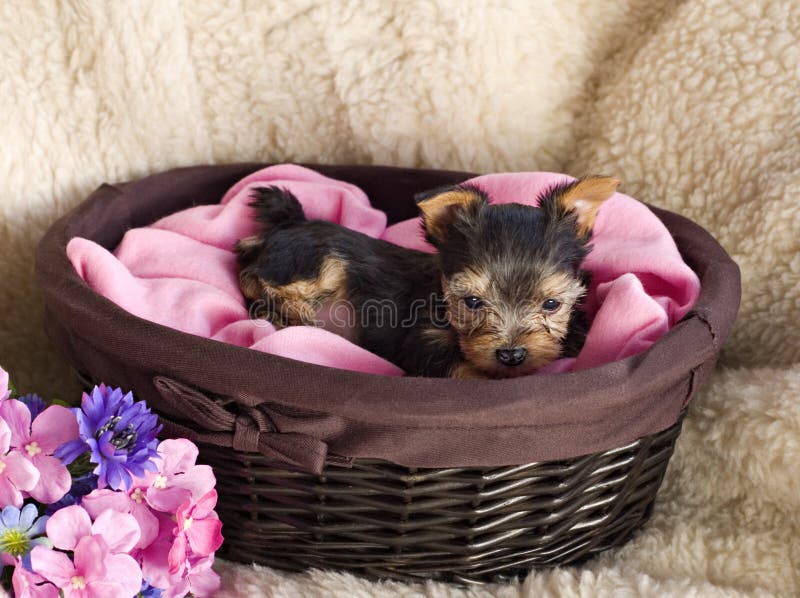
xmin=203 ymin=418 xmax=682 ymax=583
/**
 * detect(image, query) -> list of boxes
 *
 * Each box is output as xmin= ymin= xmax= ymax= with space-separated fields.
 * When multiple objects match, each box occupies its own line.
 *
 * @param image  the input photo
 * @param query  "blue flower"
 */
xmin=138 ymin=580 xmax=164 ymax=597
xmin=17 ymin=394 xmax=46 ymax=419
xmin=54 ymin=384 xmax=161 ymax=491
xmin=0 ymin=504 xmax=50 ymax=569
xmin=45 ymin=472 xmax=99 ymax=515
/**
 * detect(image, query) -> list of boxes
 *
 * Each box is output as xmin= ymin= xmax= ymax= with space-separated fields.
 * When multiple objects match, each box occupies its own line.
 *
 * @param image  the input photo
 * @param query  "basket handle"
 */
xmin=153 ymin=376 xmax=329 ymax=474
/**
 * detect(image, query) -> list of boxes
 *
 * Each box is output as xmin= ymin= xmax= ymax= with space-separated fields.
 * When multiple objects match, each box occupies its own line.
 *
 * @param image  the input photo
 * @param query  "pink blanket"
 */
xmin=67 ymin=165 xmax=700 ymax=376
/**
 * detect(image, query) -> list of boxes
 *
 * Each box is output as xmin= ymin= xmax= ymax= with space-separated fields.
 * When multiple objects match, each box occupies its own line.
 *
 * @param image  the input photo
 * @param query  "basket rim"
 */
xmin=35 ymin=163 xmax=741 ymax=466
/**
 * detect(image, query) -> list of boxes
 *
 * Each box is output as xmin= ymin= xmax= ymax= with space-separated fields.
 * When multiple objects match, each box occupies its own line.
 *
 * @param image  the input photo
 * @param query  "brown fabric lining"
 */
xmin=35 ymin=164 xmax=740 ymax=472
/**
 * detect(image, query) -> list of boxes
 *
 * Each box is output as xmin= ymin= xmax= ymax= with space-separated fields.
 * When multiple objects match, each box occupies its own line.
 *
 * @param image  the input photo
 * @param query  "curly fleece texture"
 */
xmin=0 ymin=1 xmax=798 ymax=596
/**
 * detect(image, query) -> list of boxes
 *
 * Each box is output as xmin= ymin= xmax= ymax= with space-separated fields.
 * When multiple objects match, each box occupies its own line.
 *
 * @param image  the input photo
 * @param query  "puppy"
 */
xmin=235 ymin=176 xmax=619 ymax=378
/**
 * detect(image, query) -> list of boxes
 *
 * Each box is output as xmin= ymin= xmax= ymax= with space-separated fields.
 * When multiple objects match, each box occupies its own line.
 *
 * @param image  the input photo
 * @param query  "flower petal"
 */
xmin=0 ymin=477 xmax=23 ymax=508
xmin=101 ymin=553 xmax=142 ymax=597
xmin=168 ymin=531 xmax=188 ymax=575
xmin=80 ymin=489 xmax=129 ymax=519
xmin=0 ymin=419 xmax=13 ymax=453
xmin=30 ymin=406 xmax=80 ymax=454
xmin=73 ymin=536 xmax=106 ymax=581
xmin=91 ymin=509 xmax=141 ymax=554
xmin=141 ymin=535 xmax=174 ymax=589
xmin=28 ymin=454 xmax=72 ymax=504
xmin=146 ymin=485 xmax=192 ymax=513
xmin=0 ymin=399 xmax=32 ymax=448
xmin=192 ymin=489 xmax=218 ymax=519
xmin=30 ymin=546 xmax=75 ymax=586
xmin=12 ymin=563 xmax=60 ymax=598
xmin=0 ymin=368 xmax=9 ymax=401
xmin=186 ymin=517 xmax=223 ymax=556
xmin=52 ymin=438 xmax=89 ymax=466
xmin=19 ymin=503 xmax=39 ymax=530
xmin=130 ymin=501 xmax=161 ymax=550
xmin=46 ymin=505 xmax=92 ymax=551
xmin=158 ymin=439 xmax=199 ymax=474
xmin=188 ymin=565 xmax=221 ymax=597
xmin=1 ymin=505 xmax=21 ymax=528
xmin=4 ymin=450 xmax=40 ymax=492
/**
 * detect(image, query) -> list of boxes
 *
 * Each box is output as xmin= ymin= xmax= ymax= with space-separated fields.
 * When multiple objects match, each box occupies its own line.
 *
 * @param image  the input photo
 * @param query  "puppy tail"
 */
xmin=249 ymin=186 xmax=307 ymax=230
xmin=236 ymin=186 xmax=307 ymax=266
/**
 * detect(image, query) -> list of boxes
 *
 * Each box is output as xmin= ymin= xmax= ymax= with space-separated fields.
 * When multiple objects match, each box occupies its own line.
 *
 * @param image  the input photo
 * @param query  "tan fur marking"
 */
xmin=239 ymin=267 xmax=265 ymax=302
xmin=418 ymin=188 xmax=484 ymax=243
xmin=235 ymin=235 xmax=263 ymax=254
xmin=244 ymin=256 xmax=348 ymax=327
xmin=558 ymin=176 xmax=620 ymax=236
xmin=448 ymin=361 xmax=487 ymax=379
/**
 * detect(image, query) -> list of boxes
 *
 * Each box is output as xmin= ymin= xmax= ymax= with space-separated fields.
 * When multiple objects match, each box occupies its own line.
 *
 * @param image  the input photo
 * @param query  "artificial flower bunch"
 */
xmin=0 ymin=366 xmax=223 ymax=597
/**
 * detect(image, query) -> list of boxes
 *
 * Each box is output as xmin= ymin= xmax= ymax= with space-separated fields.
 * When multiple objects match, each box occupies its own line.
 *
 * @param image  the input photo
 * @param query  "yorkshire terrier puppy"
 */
xmin=236 ymin=176 xmax=619 ymax=378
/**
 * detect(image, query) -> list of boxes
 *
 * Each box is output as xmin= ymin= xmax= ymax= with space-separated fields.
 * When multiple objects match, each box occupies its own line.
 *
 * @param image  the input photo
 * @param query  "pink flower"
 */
xmin=0 ymin=398 xmax=78 ymax=503
xmin=0 ymin=366 xmax=9 ymax=401
xmin=163 ymin=554 xmax=220 ymax=598
xmin=168 ymin=490 xmax=223 ymax=575
xmin=140 ymin=511 xmax=180 ymax=589
xmin=82 ymin=487 xmax=160 ymax=550
xmin=11 ymin=559 xmax=59 ymax=598
xmin=45 ymin=505 xmax=141 ymax=555
xmin=30 ymin=505 xmax=142 ymax=597
xmin=0 ymin=418 xmax=39 ymax=507
xmin=144 ymin=439 xmax=216 ymax=512
xmin=142 ymin=523 xmax=220 ymax=598
xmin=31 ymin=536 xmax=139 ymax=598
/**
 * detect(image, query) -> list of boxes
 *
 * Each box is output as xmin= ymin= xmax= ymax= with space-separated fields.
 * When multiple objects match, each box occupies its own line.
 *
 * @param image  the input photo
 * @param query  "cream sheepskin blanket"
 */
xmin=1 ymin=1 xmax=798 ymax=596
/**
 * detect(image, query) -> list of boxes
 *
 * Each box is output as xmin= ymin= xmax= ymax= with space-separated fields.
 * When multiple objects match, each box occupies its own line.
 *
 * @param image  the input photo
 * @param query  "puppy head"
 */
xmin=417 ymin=176 xmax=619 ymax=377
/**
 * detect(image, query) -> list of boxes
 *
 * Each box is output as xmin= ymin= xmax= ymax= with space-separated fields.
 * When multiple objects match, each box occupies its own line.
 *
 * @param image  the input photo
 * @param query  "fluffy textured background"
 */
xmin=1 ymin=0 xmax=798 ymax=596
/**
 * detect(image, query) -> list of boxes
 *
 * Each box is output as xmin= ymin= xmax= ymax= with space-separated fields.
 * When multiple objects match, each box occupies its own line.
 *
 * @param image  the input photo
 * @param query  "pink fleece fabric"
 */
xmin=67 ymin=165 xmax=700 ymax=376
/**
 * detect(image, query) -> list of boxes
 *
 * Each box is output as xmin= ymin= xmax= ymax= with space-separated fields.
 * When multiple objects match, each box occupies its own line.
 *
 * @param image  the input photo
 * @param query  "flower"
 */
xmin=11 ymin=561 xmax=59 ymax=598
xmin=0 ymin=366 xmax=9 ymax=401
xmin=31 ymin=536 xmax=140 ymax=598
xmin=44 ymin=505 xmax=141 ymax=556
xmin=141 ymin=523 xmax=220 ymax=598
xmin=138 ymin=579 xmax=164 ymax=597
xmin=168 ymin=490 xmax=223 ymax=575
xmin=0 ymin=504 xmax=50 ymax=566
xmin=163 ymin=554 xmax=220 ymax=598
xmin=82 ymin=486 xmax=160 ymax=550
xmin=0 ymin=419 xmax=39 ymax=508
xmin=46 ymin=473 xmax=98 ymax=515
xmin=18 ymin=395 xmax=47 ymax=420
xmin=145 ymin=439 xmax=216 ymax=512
xmin=0 ymin=398 xmax=78 ymax=503
xmin=30 ymin=505 xmax=143 ymax=597
xmin=55 ymin=385 xmax=161 ymax=491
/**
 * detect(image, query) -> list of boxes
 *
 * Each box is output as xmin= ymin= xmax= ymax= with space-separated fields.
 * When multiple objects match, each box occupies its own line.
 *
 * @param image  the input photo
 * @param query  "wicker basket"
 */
xmin=203 ymin=421 xmax=682 ymax=583
xmin=37 ymin=164 xmax=740 ymax=584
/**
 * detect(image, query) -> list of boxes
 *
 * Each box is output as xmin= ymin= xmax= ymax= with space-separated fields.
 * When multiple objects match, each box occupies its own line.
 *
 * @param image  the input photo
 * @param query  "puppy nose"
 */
xmin=496 ymin=347 xmax=527 ymax=366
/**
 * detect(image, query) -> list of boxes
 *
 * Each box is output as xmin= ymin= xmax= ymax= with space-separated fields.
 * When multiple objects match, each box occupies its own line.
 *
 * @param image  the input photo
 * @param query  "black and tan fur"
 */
xmin=236 ymin=176 xmax=619 ymax=378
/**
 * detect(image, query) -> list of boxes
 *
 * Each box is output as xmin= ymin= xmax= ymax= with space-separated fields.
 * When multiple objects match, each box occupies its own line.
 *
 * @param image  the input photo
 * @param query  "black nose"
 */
xmin=496 ymin=347 xmax=527 ymax=366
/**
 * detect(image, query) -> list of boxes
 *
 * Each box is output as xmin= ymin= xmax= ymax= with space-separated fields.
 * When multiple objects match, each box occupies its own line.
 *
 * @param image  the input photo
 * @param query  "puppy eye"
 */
xmin=542 ymin=298 xmax=561 ymax=312
xmin=463 ymin=296 xmax=484 ymax=310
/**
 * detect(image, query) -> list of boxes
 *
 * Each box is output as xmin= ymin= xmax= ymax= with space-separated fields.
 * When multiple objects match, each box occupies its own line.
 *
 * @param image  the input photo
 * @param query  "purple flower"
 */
xmin=138 ymin=580 xmax=164 ymax=597
xmin=55 ymin=385 xmax=161 ymax=491
xmin=18 ymin=394 xmax=46 ymax=419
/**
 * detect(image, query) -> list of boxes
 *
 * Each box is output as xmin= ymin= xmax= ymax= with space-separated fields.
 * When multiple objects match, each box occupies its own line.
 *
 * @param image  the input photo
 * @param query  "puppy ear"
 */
xmin=539 ymin=176 xmax=620 ymax=237
xmin=416 ymin=185 xmax=488 ymax=245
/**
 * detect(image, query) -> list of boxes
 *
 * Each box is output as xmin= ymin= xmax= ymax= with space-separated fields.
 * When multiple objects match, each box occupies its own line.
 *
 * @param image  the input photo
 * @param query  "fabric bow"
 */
xmin=153 ymin=376 xmax=328 ymax=474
